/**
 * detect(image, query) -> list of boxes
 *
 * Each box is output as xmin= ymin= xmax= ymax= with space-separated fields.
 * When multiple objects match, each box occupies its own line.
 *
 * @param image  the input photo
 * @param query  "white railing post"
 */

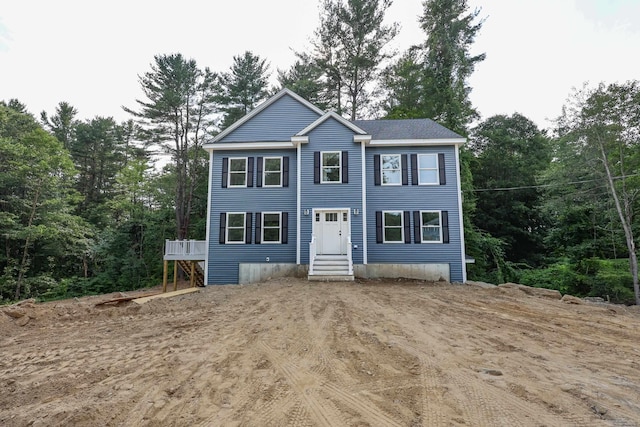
xmin=309 ymin=235 xmax=316 ymax=275
xmin=347 ymin=235 xmax=353 ymax=275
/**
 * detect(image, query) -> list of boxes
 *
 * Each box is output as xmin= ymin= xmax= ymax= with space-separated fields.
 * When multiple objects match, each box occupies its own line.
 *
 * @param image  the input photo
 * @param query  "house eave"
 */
xmin=296 ymin=111 xmax=368 ymax=136
xmin=365 ymin=138 xmax=466 ymax=147
xmin=203 ymin=141 xmax=296 ymax=151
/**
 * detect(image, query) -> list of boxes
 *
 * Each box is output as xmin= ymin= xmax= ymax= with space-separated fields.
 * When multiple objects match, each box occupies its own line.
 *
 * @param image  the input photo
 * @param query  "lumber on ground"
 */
xmin=132 ymin=287 xmax=200 ymax=305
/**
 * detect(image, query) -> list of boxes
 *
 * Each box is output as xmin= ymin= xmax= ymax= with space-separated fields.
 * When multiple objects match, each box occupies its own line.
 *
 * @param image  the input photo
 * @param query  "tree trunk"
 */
xmin=599 ymin=142 xmax=640 ymax=305
xmin=15 ymin=185 xmax=41 ymax=300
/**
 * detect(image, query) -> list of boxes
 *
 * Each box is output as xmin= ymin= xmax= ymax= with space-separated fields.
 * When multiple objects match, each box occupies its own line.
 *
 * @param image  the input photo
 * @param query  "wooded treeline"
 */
xmin=2 ymin=0 xmax=639 ymax=304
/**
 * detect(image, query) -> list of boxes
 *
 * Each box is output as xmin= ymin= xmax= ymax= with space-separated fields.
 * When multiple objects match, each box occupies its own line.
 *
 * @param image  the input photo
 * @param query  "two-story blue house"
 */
xmin=199 ymin=89 xmax=468 ymax=285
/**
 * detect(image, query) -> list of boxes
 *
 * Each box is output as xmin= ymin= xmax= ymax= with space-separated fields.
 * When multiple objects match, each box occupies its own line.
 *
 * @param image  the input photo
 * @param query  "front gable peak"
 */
xmin=295 ymin=111 xmax=368 ymax=137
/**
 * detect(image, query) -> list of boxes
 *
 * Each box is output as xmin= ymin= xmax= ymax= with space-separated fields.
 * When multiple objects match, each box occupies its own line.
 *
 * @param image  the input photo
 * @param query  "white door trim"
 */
xmin=312 ymin=208 xmax=350 ymax=255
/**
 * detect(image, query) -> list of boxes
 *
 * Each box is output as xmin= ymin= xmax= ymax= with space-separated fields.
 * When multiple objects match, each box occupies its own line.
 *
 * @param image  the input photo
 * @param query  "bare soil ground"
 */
xmin=2 ymin=278 xmax=640 ymax=426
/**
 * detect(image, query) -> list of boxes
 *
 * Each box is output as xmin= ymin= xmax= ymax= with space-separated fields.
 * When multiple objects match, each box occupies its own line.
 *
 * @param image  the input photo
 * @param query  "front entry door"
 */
xmin=317 ymin=210 xmax=348 ymax=255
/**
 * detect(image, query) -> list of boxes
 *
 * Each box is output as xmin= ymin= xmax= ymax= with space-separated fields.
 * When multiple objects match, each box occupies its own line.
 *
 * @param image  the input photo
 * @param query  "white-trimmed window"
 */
xmin=420 ymin=211 xmax=442 ymax=243
xmin=263 ymin=157 xmax=282 ymax=187
xmin=383 ymin=211 xmax=403 ymax=243
xmin=418 ymin=154 xmax=439 ymax=185
xmin=226 ymin=212 xmax=246 ymax=243
xmin=321 ymin=151 xmax=341 ymax=183
xmin=229 ymin=158 xmax=248 ymax=187
xmin=262 ymin=212 xmax=281 ymax=243
xmin=381 ymin=154 xmax=401 ymax=185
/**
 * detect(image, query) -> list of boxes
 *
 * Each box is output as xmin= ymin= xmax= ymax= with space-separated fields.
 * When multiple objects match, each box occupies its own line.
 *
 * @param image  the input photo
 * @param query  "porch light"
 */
xmin=304 ymin=209 xmax=310 ymax=215
xmin=353 ymin=208 xmax=360 ymax=215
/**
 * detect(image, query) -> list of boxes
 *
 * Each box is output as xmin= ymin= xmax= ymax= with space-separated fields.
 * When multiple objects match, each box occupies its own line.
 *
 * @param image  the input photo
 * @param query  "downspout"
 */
xmin=361 ymin=140 xmax=368 ymax=265
xmin=296 ymin=141 xmax=301 ymax=264
xmin=204 ymin=149 xmax=214 ymax=285
xmin=455 ymin=144 xmax=467 ymax=283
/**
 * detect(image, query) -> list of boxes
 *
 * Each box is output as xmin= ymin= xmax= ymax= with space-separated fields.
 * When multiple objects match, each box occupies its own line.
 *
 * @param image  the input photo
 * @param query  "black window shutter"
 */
xmin=442 ymin=211 xmax=450 ymax=243
xmin=219 ymin=213 xmax=226 ymax=244
xmin=283 ymin=157 xmax=289 ymax=187
xmin=256 ymin=157 xmax=263 ymax=187
xmin=281 ymin=212 xmax=289 ymax=244
xmin=247 ymin=158 xmax=254 ymax=187
xmin=438 ymin=153 xmax=446 ymax=185
xmin=413 ymin=211 xmax=421 ymax=243
xmin=342 ymin=151 xmax=348 ymax=183
xmin=411 ymin=154 xmax=418 ymax=185
xmin=404 ymin=211 xmax=411 ymax=243
xmin=376 ymin=211 xmax=383 ymax=243
xmin=255 ymin=212 xmax=262 ymax=244
xmin=221 ymin=157 xmax=229 ymax=188
xmin=245 ymin=213 xmax=252 ymax=244
xmin=401 ymin=154 xmax=408 ymax=185
xmin=374 ymin=154 xmax=381 ymax=186
xmin=314 ymin=151 xmax=320 ymax=183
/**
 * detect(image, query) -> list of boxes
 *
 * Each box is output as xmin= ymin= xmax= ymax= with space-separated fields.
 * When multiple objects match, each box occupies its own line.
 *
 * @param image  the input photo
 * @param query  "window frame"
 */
xmin=226 ymin=212 xmax=246 ymax=244
xmin=382 ymin=210 xmax=404 ymax=243
xmin=263 ymin=156 xmax=283 ymax=187
xmin=228 ymin=157 xmax=248 ymax=188
xmin=418 ymin=153 xmax=440 ymax=185
xmin=420 ymin=210 xmax=443 ymax=243
xmin=320 ymin=151 xmax=342 ymax=184
xmin=261 ymin=212 xmax=282 ymax=244
xmin=381 ymin=154 xmax=402 ymax=186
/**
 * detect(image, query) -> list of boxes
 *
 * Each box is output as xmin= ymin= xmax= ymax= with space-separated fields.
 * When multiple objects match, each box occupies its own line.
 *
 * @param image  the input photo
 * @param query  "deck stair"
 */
xmin=177 ymin=260 xmax=205 ymax=287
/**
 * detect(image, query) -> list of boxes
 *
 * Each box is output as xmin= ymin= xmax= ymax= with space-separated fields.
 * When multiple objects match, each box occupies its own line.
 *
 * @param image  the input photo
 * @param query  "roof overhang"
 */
xmin=203 ymin=141 xmax=296 ymax=151
xmin=364 ymin=138 xmax=466 ymax=147
xmin=296 ymin=111 xmax=368 ymax=136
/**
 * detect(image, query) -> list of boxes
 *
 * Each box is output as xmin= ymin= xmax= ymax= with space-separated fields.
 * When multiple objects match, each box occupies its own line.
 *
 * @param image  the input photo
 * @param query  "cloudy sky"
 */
xmin=1 ymin=0 xmax=639 ymax=130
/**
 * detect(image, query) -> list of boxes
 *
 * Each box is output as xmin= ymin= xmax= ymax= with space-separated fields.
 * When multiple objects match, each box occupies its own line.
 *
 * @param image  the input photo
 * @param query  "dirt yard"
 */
xmin=2 ymin=278 xmax=640 ymax=426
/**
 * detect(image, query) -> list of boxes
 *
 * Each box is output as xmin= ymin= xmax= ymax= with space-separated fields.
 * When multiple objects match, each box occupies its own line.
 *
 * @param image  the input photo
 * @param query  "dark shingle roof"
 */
xmin=351 ymin=118 xmax=463 ymax=140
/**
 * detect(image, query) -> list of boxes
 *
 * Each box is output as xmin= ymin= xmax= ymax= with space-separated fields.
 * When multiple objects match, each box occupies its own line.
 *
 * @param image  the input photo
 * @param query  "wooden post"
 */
xmin=173 ymin=260 xmax=178 ymax=291
xmin=162 ymin=260 xmax=168 ymax=293
xmin=190 ymin=261 xmax=196 ymax=288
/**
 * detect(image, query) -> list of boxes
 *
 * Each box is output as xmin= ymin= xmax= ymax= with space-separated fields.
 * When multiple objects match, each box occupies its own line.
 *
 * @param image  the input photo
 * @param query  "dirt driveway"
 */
xmin=2 ymin=278 xmax=640 ymax=426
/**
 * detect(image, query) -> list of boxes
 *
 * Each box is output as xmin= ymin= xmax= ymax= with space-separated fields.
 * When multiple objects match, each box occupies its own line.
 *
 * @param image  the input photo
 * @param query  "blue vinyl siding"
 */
xmin=299 ymin=118 xmax=364 ymax=265
xmin=218 ymin=94 xmax=321 ymax=142
xmin=365 ymin=145 xmax=464 ymax=282
xmin=207 ymin=149 xmax=297 ymax=284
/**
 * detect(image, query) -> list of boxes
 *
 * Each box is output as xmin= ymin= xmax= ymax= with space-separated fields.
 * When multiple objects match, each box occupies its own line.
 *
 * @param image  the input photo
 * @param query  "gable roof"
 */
xmin=296 ymin=111 xmax=368 ymax=136
xmin=211 ymin=88 xmax=325 ymax=143
xmin=352 ymin=118 xmax=464 ymax=141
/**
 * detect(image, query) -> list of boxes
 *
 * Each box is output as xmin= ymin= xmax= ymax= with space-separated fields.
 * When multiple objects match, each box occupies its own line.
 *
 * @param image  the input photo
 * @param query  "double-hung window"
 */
xmin=226 ymin=213 xmax=246 ymax=243
xmin=383 ymin=211 xmax=403 ymax=243
xmin=321 ymin=151 xmax=341 ymax=183
xmin=229 ymin=158 xmax=248 ymax=187
xmin=381 ymin=154 xmax=402 ymax=185
xmin=420 ymin=211 xmax=442 ymax=243
xmin=262 ymin=212 xmax=281 ymax=243
xmin=418 ymin=154 xmax=439 ymax=185
xmin=263 ymin=157 xmax=282 ymax=187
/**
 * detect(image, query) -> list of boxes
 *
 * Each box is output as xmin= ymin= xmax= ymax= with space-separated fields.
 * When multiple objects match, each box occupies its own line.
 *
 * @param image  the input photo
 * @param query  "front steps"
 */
xmin=308 ymin=255 xmax=354 ymax=281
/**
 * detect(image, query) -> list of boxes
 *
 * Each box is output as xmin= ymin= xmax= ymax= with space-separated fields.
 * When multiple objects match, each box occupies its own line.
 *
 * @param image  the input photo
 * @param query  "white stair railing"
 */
xmin=347 ymin=235 xmax=353 ymax=275
xmin=309 ymin=235 xmax=317 ymax=275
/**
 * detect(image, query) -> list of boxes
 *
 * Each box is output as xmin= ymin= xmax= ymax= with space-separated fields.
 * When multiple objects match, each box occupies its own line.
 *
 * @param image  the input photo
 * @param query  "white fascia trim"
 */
xmin=204 ymin=150 xmax=214 ymax=285
xmin=203 ymin=141 xmax=295 ymax=151
xmin=366 ymin=138 xmax=466 ymax=147
xmin=211 ymin=88 xmax=324 ymax=143
xmin=291 ymin=136 xmax=309 ymax=145
xmin=455 ymin=145 xmax=467 ymax=283
xmin=296 ymin=143 xmax=301 ymax=264
xmin=354 ymin=135 xmax=371 ymax=143
xmin=361 ymin=140 xmax=368 ymax=264
xmin=296 ymin=111 xmax=368 ymax=136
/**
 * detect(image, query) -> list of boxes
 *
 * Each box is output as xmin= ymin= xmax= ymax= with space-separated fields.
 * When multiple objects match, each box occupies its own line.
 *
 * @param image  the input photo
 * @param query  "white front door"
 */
xmin=317 ymin=210 xmax=349 ymax=255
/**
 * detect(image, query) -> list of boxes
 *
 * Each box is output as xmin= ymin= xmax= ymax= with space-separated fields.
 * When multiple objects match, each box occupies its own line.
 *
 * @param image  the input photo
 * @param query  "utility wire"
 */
xmin=467 ymin=173 xmax=640 ymax=193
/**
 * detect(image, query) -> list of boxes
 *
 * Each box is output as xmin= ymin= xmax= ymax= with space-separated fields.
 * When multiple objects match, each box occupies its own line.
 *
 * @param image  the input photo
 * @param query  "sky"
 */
xmin=1 ymin=0 xmax=639 ymax=130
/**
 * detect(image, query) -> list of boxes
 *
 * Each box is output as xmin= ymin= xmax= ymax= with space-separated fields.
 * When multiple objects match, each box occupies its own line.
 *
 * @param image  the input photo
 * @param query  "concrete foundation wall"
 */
xmin=238 ymin=263 xmax=450 ymax=284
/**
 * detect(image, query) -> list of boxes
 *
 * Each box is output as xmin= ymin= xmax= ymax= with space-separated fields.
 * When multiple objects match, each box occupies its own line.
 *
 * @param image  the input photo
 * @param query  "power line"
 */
xmin=467 ymin=173 xmax=640 ymax=193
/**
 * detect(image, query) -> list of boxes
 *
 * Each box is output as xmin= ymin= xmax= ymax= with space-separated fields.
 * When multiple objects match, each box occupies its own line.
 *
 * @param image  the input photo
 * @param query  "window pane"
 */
xmin=322 ymin=152 xmax=340 ymax=167
xmin=326 ymin=213 xmax=337 ymax=222
xmin=382 ymin=170 xmax=401 ymax=184
xmin=323 ymin=167 xmax=340 ymax=182
xmin=230 ymin=159 xmax=246 ymax=172
xmin=264 ymin=171 xmax=281 ymax=186
xmin=419 ymin=154 xmax=437 ymax=168
xmin=422 ymin=227 xmax=440 ymax=242
xmin=228 ymin=213 xmax=245 ymax=227
xmin=264 ymin=158 xmax=281 ymax=172
xmin=263 ymin=228 xmax=280 ymax=242
xmin=385 ymin=228 xmax=402 ymax=242
xmin=419 ymin=170 xmax=438 ymax=184
xmin=230 ymin=172 xmax=246 ymax=186
xmin=421 ymin=212 xmax=440 ymax=226
xmin=228 ymin=228 xmax=244 ymax=242
xmin=263 ymin=213 xmax=280 ymax=227
xmin=384 ymin=212 xmax=402 ymax=226
xmin=382 ymin=155 xmax=400 ymax=170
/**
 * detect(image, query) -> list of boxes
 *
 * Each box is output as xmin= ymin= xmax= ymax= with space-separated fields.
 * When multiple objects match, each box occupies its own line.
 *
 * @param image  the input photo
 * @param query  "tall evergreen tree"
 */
xmin=277 ymin=53 xmax=328 ymax=109
xmin=218 ymin=51 xmax=270 ymax=130
xmin=311 ymin=0 xmax=398 ymax=119
xmin=125 ymin=53 xmax=217 ymax=240
xmin=41 ymin=101 xmax=78 ymax=150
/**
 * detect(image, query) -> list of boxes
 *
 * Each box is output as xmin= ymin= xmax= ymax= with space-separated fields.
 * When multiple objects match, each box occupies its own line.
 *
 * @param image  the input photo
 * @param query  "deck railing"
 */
xmin=164 ymin=239 xmax=207 ymax=260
